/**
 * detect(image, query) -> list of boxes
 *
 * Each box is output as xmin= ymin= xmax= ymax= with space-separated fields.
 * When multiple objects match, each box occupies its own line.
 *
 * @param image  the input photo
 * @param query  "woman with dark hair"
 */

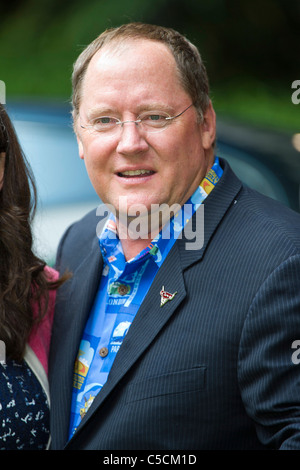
xmin=0 ymin=103 xmax=68 ymax=449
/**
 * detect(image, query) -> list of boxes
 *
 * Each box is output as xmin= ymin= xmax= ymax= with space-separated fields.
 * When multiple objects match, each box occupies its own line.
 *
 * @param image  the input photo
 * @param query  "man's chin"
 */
xmin=115 ymin=201 xmax=181 ymax=241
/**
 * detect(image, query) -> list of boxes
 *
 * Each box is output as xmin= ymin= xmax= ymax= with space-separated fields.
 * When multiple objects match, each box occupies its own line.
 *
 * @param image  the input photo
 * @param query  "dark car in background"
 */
xmin=216 ymin=118 xmax=300 ymax=214
xmin=6 ymin=102 xmax=300 ymax=265
xmin=7 ymin=102 xmax=100 ymax=265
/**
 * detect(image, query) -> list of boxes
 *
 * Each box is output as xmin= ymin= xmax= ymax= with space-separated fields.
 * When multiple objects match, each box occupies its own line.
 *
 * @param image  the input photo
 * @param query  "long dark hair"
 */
xmin=0 ymin=104 xmax=67 ymax=361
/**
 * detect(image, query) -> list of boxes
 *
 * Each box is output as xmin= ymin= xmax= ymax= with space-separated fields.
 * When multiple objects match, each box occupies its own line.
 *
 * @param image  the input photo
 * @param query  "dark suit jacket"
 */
xmin=49 ymin=159 xmax=300 ymax=450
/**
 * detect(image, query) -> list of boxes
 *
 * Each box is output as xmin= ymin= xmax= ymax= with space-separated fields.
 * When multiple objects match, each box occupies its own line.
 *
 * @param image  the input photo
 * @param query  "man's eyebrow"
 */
xmin=87 ymin=107 xmax=118 ymax=119
xmin=86 ymin=103 xmax=175 ymax=119
xmin=137 ymin=103 xmax=175 ymax=114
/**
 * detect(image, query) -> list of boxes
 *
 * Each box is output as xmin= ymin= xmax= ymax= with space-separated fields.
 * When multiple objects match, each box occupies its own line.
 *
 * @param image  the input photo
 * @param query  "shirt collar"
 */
xmin=99 ymin=157 xmax=223 ymax=269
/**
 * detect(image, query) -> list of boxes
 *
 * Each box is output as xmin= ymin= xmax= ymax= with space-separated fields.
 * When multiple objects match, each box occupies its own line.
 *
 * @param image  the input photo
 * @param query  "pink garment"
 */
xmin=28 ymin=266 xmax=59 ymax=375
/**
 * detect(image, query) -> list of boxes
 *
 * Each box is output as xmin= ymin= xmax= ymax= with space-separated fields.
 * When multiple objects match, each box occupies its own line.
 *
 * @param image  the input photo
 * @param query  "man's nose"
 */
xmin=116 ymin=122 xmax=149 ymax=155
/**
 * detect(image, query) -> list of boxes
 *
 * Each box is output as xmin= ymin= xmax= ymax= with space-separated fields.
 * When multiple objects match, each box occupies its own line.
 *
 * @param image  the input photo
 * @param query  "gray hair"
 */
xmin=72 ymin=22 xmax=210 ymax=122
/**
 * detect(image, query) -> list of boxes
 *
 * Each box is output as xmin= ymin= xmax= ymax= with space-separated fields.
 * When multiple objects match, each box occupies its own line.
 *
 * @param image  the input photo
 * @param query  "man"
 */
xmin=49 ymin=23 xmax=300 ymax=450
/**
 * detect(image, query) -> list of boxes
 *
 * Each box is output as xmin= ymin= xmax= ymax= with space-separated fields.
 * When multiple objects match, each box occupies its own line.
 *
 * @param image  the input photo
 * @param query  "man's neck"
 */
xmin=119 ymin=236 xmax=153 ymax=262
xmin=116 ymin=211 xmax=169 ymax=261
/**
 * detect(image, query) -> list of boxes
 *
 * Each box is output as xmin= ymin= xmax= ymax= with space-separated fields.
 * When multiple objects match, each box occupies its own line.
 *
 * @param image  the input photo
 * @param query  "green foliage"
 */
xmin=1 ymin=0 xmax=170 ymax=97
xmin=211 ymin=80 xmax=300 ymax=133
xmin=0 ymin=0 xmax=299 ymax=131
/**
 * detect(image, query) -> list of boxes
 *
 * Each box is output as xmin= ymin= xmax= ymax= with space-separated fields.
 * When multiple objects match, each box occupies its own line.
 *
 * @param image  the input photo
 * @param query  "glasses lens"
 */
xmin=139 ymin=112 xmax=170 ymax=133
xmin=92 ymin=117 xmax=120 ymax=133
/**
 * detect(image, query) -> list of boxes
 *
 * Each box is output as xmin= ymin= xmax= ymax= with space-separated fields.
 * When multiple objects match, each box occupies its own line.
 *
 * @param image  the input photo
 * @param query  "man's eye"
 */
xmin=94 ymin=117 xmax=117 ymax=125
xmin=145 ymin=114 xmax=167 ymax=121
xmin=141 ymin=113 xmax=169 ymax=126
xmin=150 ymin=114 xmax=162 ymax=121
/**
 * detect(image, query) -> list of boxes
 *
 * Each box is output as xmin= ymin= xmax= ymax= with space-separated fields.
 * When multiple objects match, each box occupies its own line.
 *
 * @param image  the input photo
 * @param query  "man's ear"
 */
xmin=77 ymin=135 xmax=84 ymax=160
xmin=73 ymin=113 xmax=85 ymax=160
xmin=201 ymin=101 xmax=216 ymax=150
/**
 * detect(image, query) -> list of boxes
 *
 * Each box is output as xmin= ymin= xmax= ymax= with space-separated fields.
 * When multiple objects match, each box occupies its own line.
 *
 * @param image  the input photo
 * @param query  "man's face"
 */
xmin=76 ymin=39 xmax=216 ymax=220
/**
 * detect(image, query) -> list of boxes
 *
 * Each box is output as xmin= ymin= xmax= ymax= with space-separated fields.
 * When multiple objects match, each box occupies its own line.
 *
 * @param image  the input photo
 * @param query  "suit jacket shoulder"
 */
xmin=228 ymin=182 xmax=300 ymax=262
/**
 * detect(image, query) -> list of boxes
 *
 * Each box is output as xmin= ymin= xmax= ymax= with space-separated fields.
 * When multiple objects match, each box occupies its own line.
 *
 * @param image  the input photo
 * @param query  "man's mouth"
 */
xmin=118 ymin=169 xmax=155 ymax=177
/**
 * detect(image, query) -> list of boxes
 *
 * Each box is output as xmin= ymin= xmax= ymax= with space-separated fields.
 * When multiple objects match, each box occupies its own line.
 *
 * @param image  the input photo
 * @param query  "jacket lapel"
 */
xmin=51 ymin=235 xmax=102 ymax=445
xmin=178 ymin=159 xmax=242 ymax=269
xmin=64 ymin=237 xmax=103 ymax=375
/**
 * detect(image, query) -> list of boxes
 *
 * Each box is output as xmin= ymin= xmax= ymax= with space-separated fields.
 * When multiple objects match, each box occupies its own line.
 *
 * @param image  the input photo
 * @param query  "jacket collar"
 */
xmin=50 ymin=234 xmax=103 ymax=447
xmin=178 ymin=158 xmax=242 ymax=269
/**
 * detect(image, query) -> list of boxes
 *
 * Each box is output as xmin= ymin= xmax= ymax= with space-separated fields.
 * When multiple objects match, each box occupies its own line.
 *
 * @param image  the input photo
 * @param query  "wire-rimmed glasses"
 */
xmin=80 ymin=103 xmax=194 ymax=135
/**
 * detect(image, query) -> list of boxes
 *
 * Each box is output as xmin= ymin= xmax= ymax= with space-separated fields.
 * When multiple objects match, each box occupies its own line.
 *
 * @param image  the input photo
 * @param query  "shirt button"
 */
xmin=99 ymin=347 xmax=109 ymax=358
xmin=118 ymin=284 xmax=129 ymax=296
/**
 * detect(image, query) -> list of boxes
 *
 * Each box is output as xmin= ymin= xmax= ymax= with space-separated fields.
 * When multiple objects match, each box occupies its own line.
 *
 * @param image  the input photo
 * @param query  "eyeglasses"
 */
xmin=80 ymin=103 xmax=194 ymax=135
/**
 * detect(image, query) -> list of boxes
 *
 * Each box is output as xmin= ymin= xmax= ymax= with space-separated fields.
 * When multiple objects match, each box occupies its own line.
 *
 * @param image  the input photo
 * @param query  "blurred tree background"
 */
xmin=0 ymin=0 xmax=299 ymax=131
